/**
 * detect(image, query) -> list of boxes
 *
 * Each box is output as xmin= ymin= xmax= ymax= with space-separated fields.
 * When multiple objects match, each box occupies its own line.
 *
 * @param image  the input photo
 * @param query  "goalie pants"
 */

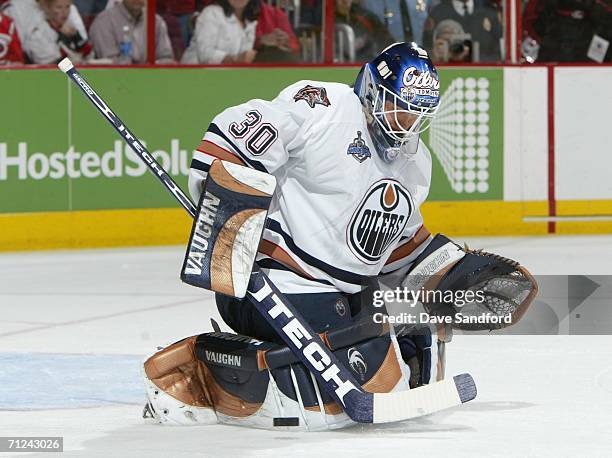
xmin=215 ymin=290 xmax=355 ymax=343
xmin=216 ymin=284 xmax=433 ymax=387
xmin=215 ymin=284 xmax=434 ymax=387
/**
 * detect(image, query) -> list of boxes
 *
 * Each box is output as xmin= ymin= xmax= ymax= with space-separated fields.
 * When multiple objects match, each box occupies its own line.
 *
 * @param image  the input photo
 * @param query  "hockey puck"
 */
xmin=273 ymin=417 xmax=299 ymax=427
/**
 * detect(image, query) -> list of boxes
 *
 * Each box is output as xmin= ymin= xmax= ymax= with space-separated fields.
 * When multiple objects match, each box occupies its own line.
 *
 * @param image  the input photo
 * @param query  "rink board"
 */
xmin=0 ymin=66 xmax=610 ymax=250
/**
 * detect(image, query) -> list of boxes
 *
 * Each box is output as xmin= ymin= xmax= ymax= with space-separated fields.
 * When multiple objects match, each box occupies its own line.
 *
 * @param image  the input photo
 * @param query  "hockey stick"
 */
xmin=58 ymin=58 xmax=476 ymax=423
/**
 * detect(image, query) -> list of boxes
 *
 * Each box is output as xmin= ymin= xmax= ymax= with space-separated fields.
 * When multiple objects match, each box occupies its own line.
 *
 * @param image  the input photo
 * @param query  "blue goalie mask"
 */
xmin=354 ymin=42 xmax=441 ymax=162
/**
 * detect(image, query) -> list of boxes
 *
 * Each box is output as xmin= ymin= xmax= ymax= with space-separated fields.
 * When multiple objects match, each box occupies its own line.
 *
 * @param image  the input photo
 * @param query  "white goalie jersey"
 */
xmin=189 ymin=80 xmax=433 ymax=294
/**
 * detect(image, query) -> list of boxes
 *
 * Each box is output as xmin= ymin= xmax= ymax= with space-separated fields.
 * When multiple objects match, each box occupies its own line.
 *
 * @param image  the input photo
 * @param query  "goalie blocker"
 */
xmin=181 ymin=160 xmax=276 ymax=298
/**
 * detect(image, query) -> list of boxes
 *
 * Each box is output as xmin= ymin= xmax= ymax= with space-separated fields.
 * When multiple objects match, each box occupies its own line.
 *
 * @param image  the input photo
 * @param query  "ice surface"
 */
xmin=1 ymin=236 xmax=611 ymax=457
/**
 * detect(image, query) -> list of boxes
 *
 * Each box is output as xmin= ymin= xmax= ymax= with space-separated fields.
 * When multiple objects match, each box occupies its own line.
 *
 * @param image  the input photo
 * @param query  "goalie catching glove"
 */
xmin=402 ymin=234 xmax=538 ymax=331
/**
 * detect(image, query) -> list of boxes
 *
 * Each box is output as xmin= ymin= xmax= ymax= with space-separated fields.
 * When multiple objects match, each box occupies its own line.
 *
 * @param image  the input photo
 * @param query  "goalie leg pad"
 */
xmin=142 ymin=336 xmax=218 ymax=426
xmin=143 ymin=330 xmax=406 ymax=431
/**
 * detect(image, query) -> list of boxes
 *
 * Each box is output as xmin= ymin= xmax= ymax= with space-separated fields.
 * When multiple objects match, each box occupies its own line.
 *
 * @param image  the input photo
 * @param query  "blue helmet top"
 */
xmin=354 ymin=42 xmax=441 ymax=162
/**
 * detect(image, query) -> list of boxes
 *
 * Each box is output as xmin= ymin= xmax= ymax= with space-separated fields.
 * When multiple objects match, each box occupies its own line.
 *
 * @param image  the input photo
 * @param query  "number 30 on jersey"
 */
xmin=228 ymin=110 xmax=279 ymax=156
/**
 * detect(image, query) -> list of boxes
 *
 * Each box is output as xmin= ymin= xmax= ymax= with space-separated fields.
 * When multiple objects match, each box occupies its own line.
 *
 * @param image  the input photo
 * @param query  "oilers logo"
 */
xmin=347 ymin=179 xmax=413 ymax=264
xmin=347 ymin=131 xmax=371 ymax=163
xmin=334 ymin=298 xmax=347 ymax=317
xmin=402 ymin=87 xmax=417 ymax=102
xmin=347 ymin=347 xmax=367 ymax=381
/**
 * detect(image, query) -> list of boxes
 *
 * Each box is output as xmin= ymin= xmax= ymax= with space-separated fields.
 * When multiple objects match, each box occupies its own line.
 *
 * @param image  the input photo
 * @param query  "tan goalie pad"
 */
xmin=144 ymin=336 xmax=212 ymax=408
xmin=144 ymin=336 xmax=264 ymax=418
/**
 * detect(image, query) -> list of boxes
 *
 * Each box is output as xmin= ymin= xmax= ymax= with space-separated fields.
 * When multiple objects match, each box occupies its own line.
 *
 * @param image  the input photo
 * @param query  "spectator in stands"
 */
xmin=423 ymin=0 xmax=503 ymax=62
xmin=335 ymin=0 xmax=395 ymax=63
xmin=157 ymin=0 xmax=195 ymax=48
xmin=181 ymin=0 xmax=259 ymax=64
xmin=430 ymin=18 xmax=470 ymax=62
xmin=361 ymin=0 xmax=432 ymax=45
xmin=157 ymin=0 xmax=203 ymax=61
xmin=404 ymin=0 xmax=433 ymax=44
xmin=299 ymin=0 xmax=322 ymax=26
xmin=73 ymin=0 xmax=107 ymax=16
xmin=72 ymin=0 xmax=107 ymax=30
xmin=3 ymin=0 xmax=88 ymax=62
xmin=89 ymin=0 xmax=174 ymax=63
xmin=254 ymin=0 xmax=300 ymax=62
xmin=522 ymin=0 xmax=604 ymax=62
xmin=28 ymin=0 xmax=93 ymax=63
xmin=0 ymin=9 xmax=25 ymax=64
xmin=591 ymin=0 xmax=612 ymax=62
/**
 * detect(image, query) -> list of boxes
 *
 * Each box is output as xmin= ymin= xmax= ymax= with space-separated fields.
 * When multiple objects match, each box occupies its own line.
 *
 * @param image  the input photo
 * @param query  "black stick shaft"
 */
xmin=58 ymin=58 xmax=197 ymax=218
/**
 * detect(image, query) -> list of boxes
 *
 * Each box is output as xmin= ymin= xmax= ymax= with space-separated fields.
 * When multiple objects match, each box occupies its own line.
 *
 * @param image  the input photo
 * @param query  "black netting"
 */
xmin=452 ymin=272 xmax=534 ymax=331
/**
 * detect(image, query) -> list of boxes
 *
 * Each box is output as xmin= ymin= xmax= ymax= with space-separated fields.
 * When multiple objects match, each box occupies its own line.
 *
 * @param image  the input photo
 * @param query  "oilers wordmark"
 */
xmin=348 ymin=180 xmax=413 ymax=264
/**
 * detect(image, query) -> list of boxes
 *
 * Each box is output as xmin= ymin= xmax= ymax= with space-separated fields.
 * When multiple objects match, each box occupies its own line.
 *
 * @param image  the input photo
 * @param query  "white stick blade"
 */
xmin=58 ymin=58 xmax=74 ymax=73
xmin=372 ymin=374 xmax=475 ymax=423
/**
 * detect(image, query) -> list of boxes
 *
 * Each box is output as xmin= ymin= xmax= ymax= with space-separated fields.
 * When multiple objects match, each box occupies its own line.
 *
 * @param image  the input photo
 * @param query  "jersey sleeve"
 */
xmin=380 ymin=220 xmax=432 ymax=274
xmin=188 ymin=81 xmax=318 ymax=203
